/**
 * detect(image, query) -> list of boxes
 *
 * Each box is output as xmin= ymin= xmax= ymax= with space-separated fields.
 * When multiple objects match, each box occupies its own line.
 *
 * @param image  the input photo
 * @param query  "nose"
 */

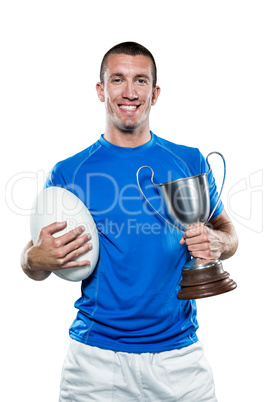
xmin=122 ymin=80 xmax=138 ymax=100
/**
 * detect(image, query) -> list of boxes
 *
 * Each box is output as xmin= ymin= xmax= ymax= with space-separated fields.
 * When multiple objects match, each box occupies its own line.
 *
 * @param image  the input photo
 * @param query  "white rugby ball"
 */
xmin=30 ymin=186 xmax=99 ymax=282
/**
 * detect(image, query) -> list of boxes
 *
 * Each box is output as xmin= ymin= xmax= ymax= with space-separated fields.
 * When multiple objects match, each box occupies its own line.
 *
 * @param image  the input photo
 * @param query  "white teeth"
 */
xmin=119 ymin=105 xmax=138 ymax=110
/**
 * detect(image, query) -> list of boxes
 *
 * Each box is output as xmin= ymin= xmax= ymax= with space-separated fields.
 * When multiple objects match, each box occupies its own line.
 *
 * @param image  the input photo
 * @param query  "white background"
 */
xmin=1 ymin=1 xmax=267 ymax=401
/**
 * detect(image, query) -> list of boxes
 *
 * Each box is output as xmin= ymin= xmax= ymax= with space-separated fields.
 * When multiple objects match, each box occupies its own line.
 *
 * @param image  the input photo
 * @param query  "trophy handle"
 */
xmin=136 ymin=166 xmax=182 ymax=231
xmin=205 ymin=152 xmax=226 ymax=224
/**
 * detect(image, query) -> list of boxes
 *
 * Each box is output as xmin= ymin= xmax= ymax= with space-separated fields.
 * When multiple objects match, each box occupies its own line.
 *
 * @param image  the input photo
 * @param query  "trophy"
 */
xmin=136 ymin=152 xmax=237 ymax=300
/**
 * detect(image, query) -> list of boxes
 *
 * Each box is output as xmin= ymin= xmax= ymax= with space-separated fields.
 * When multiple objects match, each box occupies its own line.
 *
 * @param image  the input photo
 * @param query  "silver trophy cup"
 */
xmin=137 ymin=152 xmax=237 ymax=300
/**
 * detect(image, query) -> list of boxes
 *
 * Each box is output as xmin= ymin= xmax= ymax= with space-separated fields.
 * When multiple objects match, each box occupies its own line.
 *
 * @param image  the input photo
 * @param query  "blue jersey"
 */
xmin=45 ymin=132 xmax=223 ymax=353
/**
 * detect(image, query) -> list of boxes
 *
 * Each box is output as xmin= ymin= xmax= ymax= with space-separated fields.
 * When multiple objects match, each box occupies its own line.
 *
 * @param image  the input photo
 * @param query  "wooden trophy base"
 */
xmin=177 ymin=260 xmax=237 ymax=300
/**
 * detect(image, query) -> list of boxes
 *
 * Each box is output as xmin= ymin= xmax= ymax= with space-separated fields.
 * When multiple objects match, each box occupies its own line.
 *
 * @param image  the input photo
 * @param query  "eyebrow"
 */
xmin=108 ymin=73 xmax=151 ymax=81
xmin=135 ymin=74 xmax=151 ymax=81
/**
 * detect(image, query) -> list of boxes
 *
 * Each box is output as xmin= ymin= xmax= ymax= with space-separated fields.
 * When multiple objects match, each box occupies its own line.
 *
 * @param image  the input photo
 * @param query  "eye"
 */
xmin=111 ymin=77 xmax=123 ymax=84
xmin=136 ymin=78 xmax=148 ymax=85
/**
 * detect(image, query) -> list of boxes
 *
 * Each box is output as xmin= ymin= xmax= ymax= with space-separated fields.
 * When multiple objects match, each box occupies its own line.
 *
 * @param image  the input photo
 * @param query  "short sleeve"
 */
xmin=43 ymin=161 xmax=68 ymax=190
xmin=199 ymin=152 xmax=224 ymax=220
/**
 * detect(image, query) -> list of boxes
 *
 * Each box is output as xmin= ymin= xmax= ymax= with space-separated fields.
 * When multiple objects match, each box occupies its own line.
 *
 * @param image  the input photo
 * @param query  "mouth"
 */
xmin=118 ymin=104 xmax=140 ymax=111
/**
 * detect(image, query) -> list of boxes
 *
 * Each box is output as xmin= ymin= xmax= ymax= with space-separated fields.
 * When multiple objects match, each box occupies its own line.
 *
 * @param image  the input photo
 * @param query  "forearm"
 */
xmin=210 ymin=215 xmax=239 ymax=260
xmin=21 ymin=241 xmax=51 ymax=281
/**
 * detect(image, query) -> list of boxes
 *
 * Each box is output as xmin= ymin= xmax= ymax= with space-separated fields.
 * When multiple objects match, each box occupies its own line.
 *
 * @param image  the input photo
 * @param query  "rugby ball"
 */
xmin=30 ymin=186 xmax=99 ymax=281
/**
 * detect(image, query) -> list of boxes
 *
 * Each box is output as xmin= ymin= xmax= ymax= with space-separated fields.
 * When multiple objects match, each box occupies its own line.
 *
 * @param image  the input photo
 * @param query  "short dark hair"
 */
xmin=100 ymin=41 xmax=157 ymax=87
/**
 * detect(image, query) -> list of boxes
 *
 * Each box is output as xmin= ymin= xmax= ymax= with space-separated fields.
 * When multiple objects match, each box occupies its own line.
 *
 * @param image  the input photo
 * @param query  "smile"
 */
xmin=119 ymin=105 xmax=139 ymax=111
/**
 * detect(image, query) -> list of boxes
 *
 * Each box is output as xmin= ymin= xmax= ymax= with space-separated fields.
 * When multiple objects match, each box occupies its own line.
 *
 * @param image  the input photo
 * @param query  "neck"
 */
xmin=103 ymin=126 xmax=151 ymax=148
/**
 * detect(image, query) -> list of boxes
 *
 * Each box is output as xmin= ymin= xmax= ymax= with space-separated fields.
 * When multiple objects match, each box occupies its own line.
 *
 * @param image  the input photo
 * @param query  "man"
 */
xmin=21 ymin=42 xmax=238 ymax=401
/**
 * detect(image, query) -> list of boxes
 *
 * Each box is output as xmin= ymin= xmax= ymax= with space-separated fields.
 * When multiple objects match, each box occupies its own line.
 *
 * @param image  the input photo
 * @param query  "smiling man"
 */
xmin=96 ymin=52 xmax=160 ymax=146
xmin=21 ymin=42 xmax=238 ymax=401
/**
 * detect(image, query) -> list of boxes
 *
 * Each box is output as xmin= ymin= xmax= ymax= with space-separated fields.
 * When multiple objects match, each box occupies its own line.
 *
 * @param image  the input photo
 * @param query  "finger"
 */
xmin=42 ymin=221 xmax=67 ymax=235
xmin=65 ymin=242 xmax=92 ymax=262
xmin=59 ymin=259 xmax=91 ymax=269
xmin=183 ymin=223 xmax=204 ymax=238
xmin=190 ymin=249 xmax=214 ymax=260
xmin=184 ymin=227 xmax=209 ymax=246
xmin=189 ymin=244 xmax=220 ymax=260
xmin=179 ymin=236 xmax=186 ymax=245
xmin=62 ymin=233 xmax=91 ymax=256
xmin=188 ymin=242 xmax=210 ymax=252
xmin=56 ymin=225 xmax=87 ymax=246
xmin=179 ymin=226 xmax=202 ymax=245
xmin=185 ymin=234 xmax=209 ymax=247
xmin=54 ymin=242 xmax=92 ymax=270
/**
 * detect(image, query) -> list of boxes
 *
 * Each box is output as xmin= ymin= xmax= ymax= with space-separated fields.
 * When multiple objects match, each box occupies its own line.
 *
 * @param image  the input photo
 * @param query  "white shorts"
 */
xmin=59 ymin=339 xmax=217 ymax=402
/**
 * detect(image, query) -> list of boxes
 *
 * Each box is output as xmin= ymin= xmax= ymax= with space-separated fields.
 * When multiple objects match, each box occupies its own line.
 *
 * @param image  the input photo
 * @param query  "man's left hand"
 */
xmin=179 ymin=223 xmax=225 ymax=263
xmin=179 ymin=210 xmax=238 ymax=263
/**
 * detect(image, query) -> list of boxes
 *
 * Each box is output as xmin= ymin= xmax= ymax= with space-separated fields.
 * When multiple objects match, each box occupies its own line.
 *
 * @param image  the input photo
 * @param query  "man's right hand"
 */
xmin=21 ymin=221 xmax=92 ymax=281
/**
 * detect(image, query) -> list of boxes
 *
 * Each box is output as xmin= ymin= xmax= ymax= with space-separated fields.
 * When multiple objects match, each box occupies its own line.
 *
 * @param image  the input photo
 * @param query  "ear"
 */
xmin=151 ymin=86 xmax=161 ymax=106
xmin=96 ymin=82 xmax=105 ymax=102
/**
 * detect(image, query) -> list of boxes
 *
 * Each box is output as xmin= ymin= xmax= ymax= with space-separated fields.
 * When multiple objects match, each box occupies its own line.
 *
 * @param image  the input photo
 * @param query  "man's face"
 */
xmin=96 ymin=54 xmax=160 ymax=134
